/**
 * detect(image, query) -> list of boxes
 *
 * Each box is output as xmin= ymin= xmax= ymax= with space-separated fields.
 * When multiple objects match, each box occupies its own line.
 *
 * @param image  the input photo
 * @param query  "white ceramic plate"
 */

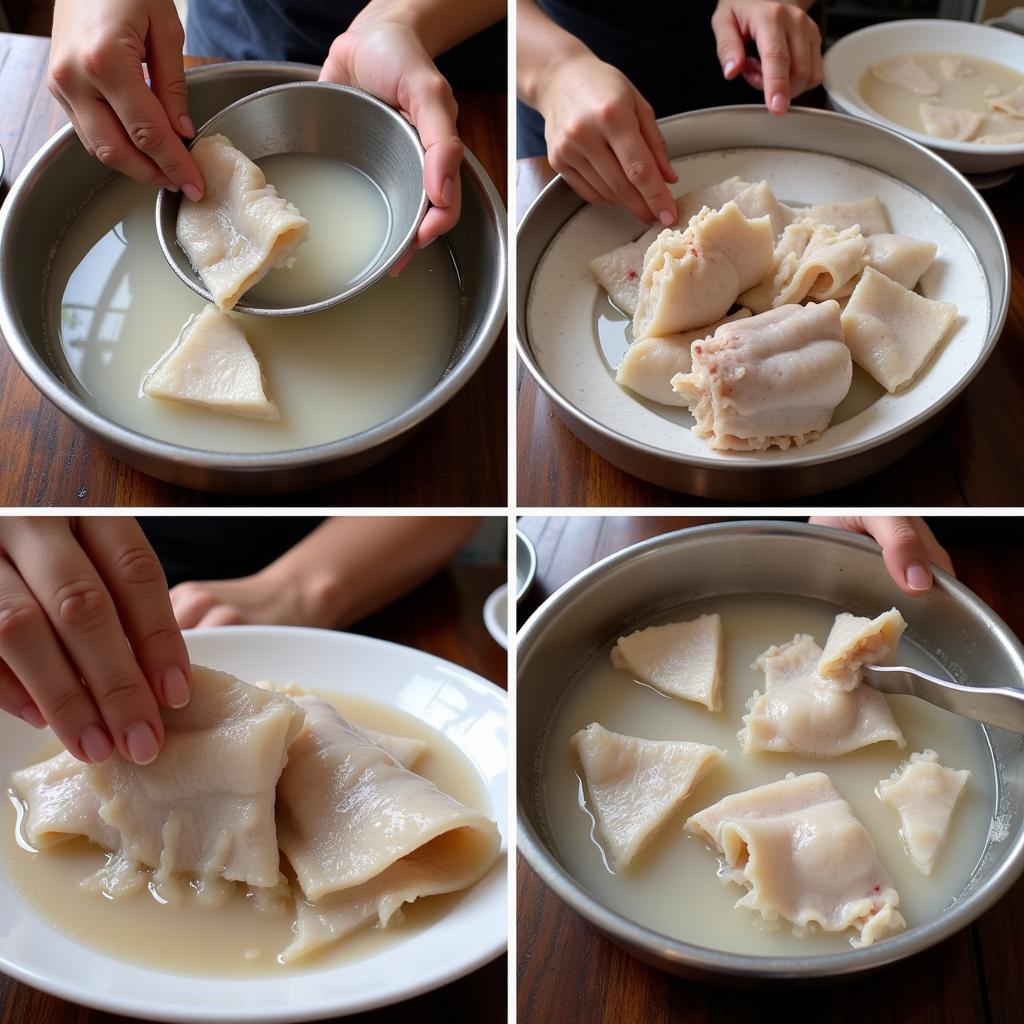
xmin=0 ymin=626 xmax=508 ymax=1023
xmin=527 ymin=146 xmax=988 ymax=466
xmin=483 ymin=584 xmax=509 ymax=650
xmin=824 ymin=20 xmax=1024 ymax=175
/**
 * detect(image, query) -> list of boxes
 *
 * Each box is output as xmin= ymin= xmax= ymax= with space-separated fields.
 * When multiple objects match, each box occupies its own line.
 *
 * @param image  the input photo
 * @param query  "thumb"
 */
xmin=711 ymin=12 xmax=746 ymax=80
xmin=147 ymin=14 xmax=194 ymax=139
xmin=862 ymin=516 xmax=939 ymax=597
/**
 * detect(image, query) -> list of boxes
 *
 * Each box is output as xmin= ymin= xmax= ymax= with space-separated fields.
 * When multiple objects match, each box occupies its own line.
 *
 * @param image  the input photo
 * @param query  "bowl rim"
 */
xmin=155 ymin=80 xmax=430 ymax=316
xmin=515 ymin=104 xmax=1010 ymax=478
xmin=0 ymin=61 xmax=507 ymax=473
xmin=516 ymin=519 xmax=1024 ymax=980
xmin=515 ymin=528 xmax=538 ymax=603
xmin=823 ymin=19 xmax=1024 ymax=156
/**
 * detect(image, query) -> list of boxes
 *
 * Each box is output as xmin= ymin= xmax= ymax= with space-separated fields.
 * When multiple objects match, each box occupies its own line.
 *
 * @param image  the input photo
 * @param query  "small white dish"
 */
xmin=483 ymin=584 xmax=509 ymax=649
xmin=824 ymin=20 xmax=1024 ymax=175
xmin=0 ymin=626 xmax=508 ymax=1023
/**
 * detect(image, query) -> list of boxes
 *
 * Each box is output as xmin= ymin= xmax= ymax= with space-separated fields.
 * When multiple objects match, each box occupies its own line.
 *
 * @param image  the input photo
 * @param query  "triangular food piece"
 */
xmin=686 ymin=772 xmax=905 ymax=947
xmin=817 ymin=608 xmax=906 ymax=690
xmin=142 ymin=305 xmax=280 ymax=420
xmin=360 ymin=728 xmax=427 ymax=769
xmin=611 ymin=613 xmax=724 ymax=710
xmin=877 ymin=749 xmax=969 ymax=875
xmin=571 ymin=722 xmax=724 ymax=871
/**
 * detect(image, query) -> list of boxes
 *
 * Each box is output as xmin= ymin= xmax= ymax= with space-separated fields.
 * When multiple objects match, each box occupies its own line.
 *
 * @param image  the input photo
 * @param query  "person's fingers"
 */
xmin=77 ymin=518 xmax=191 ymax=711
xmin=70 ymin=94 xmax=170 ymax=185
xmin=635 ymin=96 xmax=678 ymax=188
xmin=859 ymin=516 xmax=944 ymax=596
xmin=741 ymin=55 xmax=765 ymax=90
xmin=809 ymin=29 xmax=824 ymax=91
xmin=3 ymin=523 xmax=164 ymax=764
xmin=711 ymin=8 xmax=746 ymax=80
xmin=0 ymin=656 xmax=45 ymax=728
xmin=549 ymin=132 xmax=618 ymax=203
xmin=0 ymin=560 xmax=111 ymax=763
xmin=558 ymin=164 xmax=607 ymax=205
xmin=908 ymin=518 xmax=955 ymax=577
xmin=753 ymin=14 xmax=792 ymax=113
xmin=169 ymin=582 xmax=221 ymax=629
xmin=786 ymin=25 xmax=812 ymax=98
xmin=145 ymin=12 xmax=196 ymax=142
xmin=587 ymin=136 xmax=659 ymax=223
xmin=416 ymin=167 xmax=460 ymax=248
xmin=387 ymin=245 xmax=419 ymax=278
xmin=196 ymin=605 xmax=246 ymax=629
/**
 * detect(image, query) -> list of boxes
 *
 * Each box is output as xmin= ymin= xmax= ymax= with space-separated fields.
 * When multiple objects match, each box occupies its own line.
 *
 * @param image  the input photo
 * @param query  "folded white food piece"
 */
xmin=790 ymin=197 xmax=891 ymax=236
xmin=86 ymin=666 xmax=305 ymax=895
xmin=863 ymin=233 xmax=937 ymax=290
xmin=671 ymin=301 xmax=850 ymax=452
xmin=142 ymin=304 xmax=279 ymax=421
xmin=686 ymin=772 xmax=905 ymax=947
xmin=871 ymin=57 xmax=940 ymax=97
xmin=276 ymin=694 xmax=499 ymax=961
xmin=817 ymin=608 xmax=907 ymax=691
xmin=611 ymin=613 xmax=724 ymax=710
xmin=878 ymin=749 xmax=969 ymax=875
xmin=987 ymin=83 xmax=1024 ymax=118
xmin=841 ymin=267 xmax=957 ymax=393
xmin=940 ymin=57 xmax=976 ymax=81
xmin=614 ymin=310 xmax=751 ymax=406
xmin=177 ymin=133 xmax=310 ymax=310
xmin=919 ymin=102 xmax=982 ymax=142
xmin=632 ymin=202 xmax=775 ymax=339
xmin=572 ymin=722 xmax=724 ymax=871
xmin=741 ymin=628 xmax=905 ymax=758
xmin=975 ymin=132 xmax=1024 ymax=145
xmin=359 ymin=727 xmax=427 ymax=769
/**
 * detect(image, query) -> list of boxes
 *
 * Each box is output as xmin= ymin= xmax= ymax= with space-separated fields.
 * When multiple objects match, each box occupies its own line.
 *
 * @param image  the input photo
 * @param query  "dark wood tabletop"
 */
xmin=0 ymin=557 xmax=508 ymax=1023
xmin=515 ymin=137 xmax=1024 ymax=508
xmin=0 ymin=33 xmax=507 ymax=508
xmin=516 ymin=515 xmax=1024 ymax=1024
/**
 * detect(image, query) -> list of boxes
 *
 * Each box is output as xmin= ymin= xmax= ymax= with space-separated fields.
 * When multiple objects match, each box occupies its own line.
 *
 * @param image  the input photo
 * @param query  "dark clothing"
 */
xmin=186 ymin=1 xmax=506 ymax=91
xmin=517 ymin=0 xmax=765 ymax=157
xmin=139 ymin=517 xmax=324 ymax=589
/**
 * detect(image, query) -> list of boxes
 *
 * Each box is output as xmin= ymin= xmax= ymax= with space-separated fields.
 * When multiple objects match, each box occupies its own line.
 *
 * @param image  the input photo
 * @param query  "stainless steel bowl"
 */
xmin=516 ymin=528 xmax=538 ymax=604
xmin=517 ymin=106 xmax=1010 ymax=499
xmin=156 ymin=82 xmax=428 ymax=316
xmin=517 ymin=521 xmax=1024 ymax=982
xmin=0 ymin=62 xmax=506 ymax=494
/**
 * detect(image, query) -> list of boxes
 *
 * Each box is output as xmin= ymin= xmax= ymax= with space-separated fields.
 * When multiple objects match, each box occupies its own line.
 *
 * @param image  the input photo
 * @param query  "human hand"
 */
xmin=809 ymin=516 xmax=955 ymax=596
xmin=0 ymin=518 xmax=190 ymax=766
xmin=48 ymin=0 xmax=203 ymax=197
xmin=711 ymin=0 xmax=823 ymax=115
xmin=536 ymin=53 xmax=678 ymax=225
xmin=320 ymin=21 xmax=462 ymax=270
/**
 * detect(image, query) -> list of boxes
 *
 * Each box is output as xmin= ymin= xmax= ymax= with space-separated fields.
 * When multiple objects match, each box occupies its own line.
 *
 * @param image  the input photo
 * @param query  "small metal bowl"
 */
xmin=516 ymin=529 xmax=538 ymax=604
xmin=156 ymin=82 xmax=429 ymax=316
xmin=518 ymin=521 xmax=1024 ymax=982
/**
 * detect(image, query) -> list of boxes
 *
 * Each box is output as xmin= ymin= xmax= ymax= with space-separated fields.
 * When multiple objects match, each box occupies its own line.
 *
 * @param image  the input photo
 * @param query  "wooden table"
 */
xmin=0 ymin=558 xmax=508 ymax=1023
xmin=0 ymin=33 xmax=507 ymax=507
xmin=516 ymin=515 xmax=1024 ymax=1024
xmin=516 ymin=143 xmax=1024 ymax=507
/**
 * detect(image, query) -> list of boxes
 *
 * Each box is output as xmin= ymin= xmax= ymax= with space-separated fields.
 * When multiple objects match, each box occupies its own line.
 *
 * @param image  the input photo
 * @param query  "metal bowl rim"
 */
xmin=516 ymin=519 xmax=1024 ymax=979
xmin=154 ymin=80 xmax=430 ymax=316
xmin=515 ymin=104 xmax=1010 ymax=476
xmin=515 ymin=528 xmax=538 ymax=604
xmin=0 ymin=62 xmax=506 ymax=472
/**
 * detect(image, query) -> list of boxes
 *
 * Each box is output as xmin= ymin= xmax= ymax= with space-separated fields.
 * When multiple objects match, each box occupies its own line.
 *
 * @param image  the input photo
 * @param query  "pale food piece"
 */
xmin=741 ymin=632 xmax=905 ymax=757
xmin=877 ymin=749 xmax=969 ymax=876
xmin=177 ymin=133 xmax=310 ymax=310
xmin=792 ymin=197 xmax=891 ymax=236
xmin=940 ymin=57 xmax=976 ymax=81
xmin=360 ymin=728 xmax=427 ymax=769
xmin=611 ymin=613 xmax=725 ymax=710
xmin=871 ymin=57 xmax=940 ymax=97
xmin=919 ymin=102 xmax=982 ymax=142
xmin=589 ymin=238 xmax=648 ymax=319
xmin=10 ymin=752 xmax=119 ymax=851
xmin=633 ymin=202 xmax=774 ymax=339
xmin=86 ymin=665 xmax=305 ymax=895
xmin=817 ymin=608 xmax=907 ymax=691
xmin=685 ymin=772 xmax=906 ymax=947
xmin=975 ymin=132 xmax=1024 ymax=144
xmin=572 ymin=722 xmax=724 ymax=871
xmin=841 ymin=267 xmax=957 ymax=393
xmin=141 ymin=305 xmax=279 ymax=421
xmin=671 ymin=300 xmax=851 ymax=452
xmin=614 ymin=310 xmax=751 ymax=406
xmin=863 ymin=234 xmax=937 ymax=290
xmin=987 ymin=83 xmax=1024 ymax=118
xmin=276 ymin=694 xmax=499 ymax=960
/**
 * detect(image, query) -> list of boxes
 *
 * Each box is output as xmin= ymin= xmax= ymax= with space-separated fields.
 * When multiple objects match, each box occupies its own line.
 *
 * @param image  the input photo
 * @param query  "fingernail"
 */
xmin=179 ymin=115 xmax=195 ymax=137
xmin=440 ymin=176 xmax=453 ymax=205
xmin=125 ymin=722 xmax=160 ymax=766
xmin=20 ymin=705 xmax=46 ymax=729
xmin=725 ymin=59 xmax=738 ymax=76
xmin=182 ymin=183 xmax=202 ymax=202
xmin=906 ymin=562 xmax=932 ymax=592
xmin=659 ymin=210 xmax=675 ymax=226
xmin=80 ymin=723 xmax=114 ymax=764
xmin=162 ymin=665 xmax=191 ymax=709
xmin=771 ymin=94 xmax=788 ymax=114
